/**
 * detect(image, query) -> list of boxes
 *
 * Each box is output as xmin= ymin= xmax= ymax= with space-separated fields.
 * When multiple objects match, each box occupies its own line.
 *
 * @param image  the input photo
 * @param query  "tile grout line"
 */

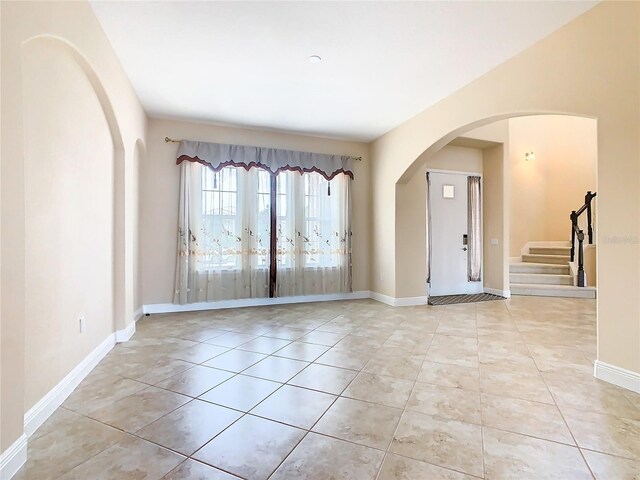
xmin=263 ymin=309 xmax=394 ymax=479
xmin=200 ymin=300 xmax=624 ymax=476
xmin=91 ymin=305 xmax=609 ymax=457
xmin=384 ymin=305 xmax=486 ymax=480
xmin=25 ymin=299 xmax=626 ymax=480
xmin=374 ymin=307 xmax=444 ymax=480
xmin=516 ymin=303 xmax=598 ymax=480
xmin=474 ymin=302 xmax=487 ymax=480
xmin=47 ymin=310 xmax=349 ymax=480
xmin=177 ymin=309 xmax=359 ymax=480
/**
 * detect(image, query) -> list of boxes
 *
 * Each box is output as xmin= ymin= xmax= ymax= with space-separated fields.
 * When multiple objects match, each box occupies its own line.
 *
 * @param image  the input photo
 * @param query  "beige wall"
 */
xmin=1 ymin=0 xmax=146 ymax=453
xmin=460 ymin=121 xmax=510 ymax=145
xmin=22 ymin=39 xmax=115 ymax=409
xmin=133 ymin=141 xmax=145 ymax=314
xmin=396 ymin=146 xmax=483 ymax=298
xmin=141 ymin=118 xmax=370 ymax=305
xmin=509 ymin=115 xmax=597 ymax=256
xmin=482 ymin=145 xmax=509 ymax=293
xmin=395 ymin=130 xmax=510 ymax=298
xmin=371 ymin=2 xmax=640 ymax=374
xmin=422 ymin=145 xmax=484 ymax=173
xmin=1 ymin=0 xmax=637 ymax=463
xmin=584 ymin=245 xmax=597 ymax=287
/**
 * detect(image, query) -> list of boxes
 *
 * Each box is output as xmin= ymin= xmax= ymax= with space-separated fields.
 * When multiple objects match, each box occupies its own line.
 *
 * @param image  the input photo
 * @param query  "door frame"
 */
xmin=426 ymin=168 xmax=484 ymax=297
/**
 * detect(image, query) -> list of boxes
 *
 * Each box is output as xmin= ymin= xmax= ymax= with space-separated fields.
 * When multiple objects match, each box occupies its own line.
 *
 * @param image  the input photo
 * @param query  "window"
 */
xmin=197 ymin=167 xmax=346 ymax=271
xmin=176 ymin=160 xmax=351 ymax=303
xmin=275 ymin=172 xmax=293 ymax=268
xmin=303 ymin=173 xmax=335 ymax=267
xmin=255 ymin=169 xmax=271 ymax=268
xmin=200 ymin=167 xmax=240 ymax=270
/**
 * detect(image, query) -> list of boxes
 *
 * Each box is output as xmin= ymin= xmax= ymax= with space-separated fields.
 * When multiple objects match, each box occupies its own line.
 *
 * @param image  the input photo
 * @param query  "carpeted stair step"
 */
xmin=529 ymin=246 xmax=572 ymax=256
xmin=510 ymin=273 xmax=573 ymax=285
xmin=509 ymin=262 xmax=570 ymax=275
xmin=522 ymin=254 xmax=570 ymax=265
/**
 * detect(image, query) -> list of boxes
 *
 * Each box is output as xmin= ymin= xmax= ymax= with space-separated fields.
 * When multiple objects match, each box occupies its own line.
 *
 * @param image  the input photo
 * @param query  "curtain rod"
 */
xmin=164 ymin=136 xmax=362 ymax=161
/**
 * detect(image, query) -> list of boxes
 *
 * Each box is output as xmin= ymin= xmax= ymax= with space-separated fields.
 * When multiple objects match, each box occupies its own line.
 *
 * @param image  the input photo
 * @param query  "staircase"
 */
xmin=510 ymin=191 xmax=597 ymax=299
xmin=510 ymin=242 xmax=596 ymax=298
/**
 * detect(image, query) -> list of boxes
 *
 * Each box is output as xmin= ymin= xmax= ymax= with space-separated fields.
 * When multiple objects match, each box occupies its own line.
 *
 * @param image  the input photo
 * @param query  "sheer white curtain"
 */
xmin=174 ymin=163 xmax=352 ymax=304
xmin=173 ymin=162 xmax=269 ymax=304
xmin=467 ymin=175 xmax=482 ymax=282
xmin=276 ymin=172 xmax=352 ymax=296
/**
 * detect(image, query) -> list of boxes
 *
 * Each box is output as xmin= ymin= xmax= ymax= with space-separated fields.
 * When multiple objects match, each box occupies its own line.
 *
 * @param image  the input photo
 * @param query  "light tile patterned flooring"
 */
xmin=15 ymin=297 xmax=640 ymax=480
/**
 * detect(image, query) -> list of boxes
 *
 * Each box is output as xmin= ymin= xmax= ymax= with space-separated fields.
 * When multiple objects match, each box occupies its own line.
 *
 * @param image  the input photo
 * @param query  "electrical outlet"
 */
xmin=491 ymin=238 xmax=499 ymax=245
xmin=79 ymin=316 xmax=86 ymax=333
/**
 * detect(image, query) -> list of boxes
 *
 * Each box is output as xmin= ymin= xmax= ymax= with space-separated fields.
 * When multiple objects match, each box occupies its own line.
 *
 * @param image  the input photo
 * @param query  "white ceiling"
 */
xmin=90 ymin=1 xmax=597 ymax=142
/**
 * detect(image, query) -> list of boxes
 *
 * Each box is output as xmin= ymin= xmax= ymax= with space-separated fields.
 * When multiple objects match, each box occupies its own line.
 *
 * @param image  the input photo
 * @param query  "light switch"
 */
xmin=490 ymin=238 xmax=499 ymax=245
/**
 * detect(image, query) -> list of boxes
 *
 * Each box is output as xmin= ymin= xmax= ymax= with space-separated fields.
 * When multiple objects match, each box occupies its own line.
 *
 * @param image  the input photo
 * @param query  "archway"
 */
xmin=397 ymin=111 xmax=592 ymax=184
xmin=366 ymin=0 xmax=639 ymax=393
xmin=394 ymin=112 xmax=597 ymax=302
xmin=20 ymin=34 xmax=127 ymax=428
xmin=392 ymin=113 xmax=599 ymax=388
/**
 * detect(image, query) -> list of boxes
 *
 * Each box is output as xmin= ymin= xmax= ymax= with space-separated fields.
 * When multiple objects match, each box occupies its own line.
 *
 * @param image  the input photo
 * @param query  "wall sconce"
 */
xmin=525 ymin=151 xmax=535 ymax=161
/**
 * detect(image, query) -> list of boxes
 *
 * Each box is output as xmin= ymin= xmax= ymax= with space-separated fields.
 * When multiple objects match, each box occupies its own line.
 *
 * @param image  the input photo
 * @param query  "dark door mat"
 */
xmin=428 ymin=293 xmax=506 ymax=306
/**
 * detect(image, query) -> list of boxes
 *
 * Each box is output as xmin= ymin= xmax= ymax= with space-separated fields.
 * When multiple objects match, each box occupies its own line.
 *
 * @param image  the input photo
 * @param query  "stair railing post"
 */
xmin=586 ymin=191 xmax=594 ymax=244
xmin=577 ymin=230 xmax=585 ymax=287
xmin=570 ymin=211 xmax=577 ymax=262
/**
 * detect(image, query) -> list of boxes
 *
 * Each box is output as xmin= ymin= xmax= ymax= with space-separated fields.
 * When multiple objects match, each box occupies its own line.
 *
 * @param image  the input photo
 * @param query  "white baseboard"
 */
xmin=594 ymin=360 xmax=640 ymax=394
xmin=372 ymin=290 xmax=511 ymax=306
xmin=368 ymin=292 xmax=427 ymax=307
xmin=115 ymin=322 xmax=136 ymax=343
xmin=134 ymin=307 xmax=144 ymax=322
xmin=4 ymin=322 xmax=136 ymax=479
xmin=0 ymin=434 xmax=27 ymax=480
xmin=368 ymin=291 xmax=394 ymax=306
xmin=144 ymin=291 xmax=371 ymax=314
xmin=394 ymin=296 xmax=428 ymax=306
xmin=484 ymin=288 xmax=511 ymax=298
xmin=23 ymin=333 xmax=117 ymax=437
xmin=144 ymin=291 xmax=435 ymax=313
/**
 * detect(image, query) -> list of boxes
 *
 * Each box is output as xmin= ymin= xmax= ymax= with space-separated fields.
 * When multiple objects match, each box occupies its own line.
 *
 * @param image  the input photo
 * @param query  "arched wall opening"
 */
xmin=368 ymin=0 xmax=639 ymax=389
xmin=21 ymin=35 xmax=126 ymax=412
xmin=2 ymin=1 xmax=148 ymax=459
xmin=397 ymin=111 xmax=592 ymax=184
xmin=395 ymin=112 xmax=597 ymax=301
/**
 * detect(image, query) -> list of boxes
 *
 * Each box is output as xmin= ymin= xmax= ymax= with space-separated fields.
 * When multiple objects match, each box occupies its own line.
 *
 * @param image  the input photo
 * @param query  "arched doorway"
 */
xmin=395 ymin=113 xmax=597 ymax=303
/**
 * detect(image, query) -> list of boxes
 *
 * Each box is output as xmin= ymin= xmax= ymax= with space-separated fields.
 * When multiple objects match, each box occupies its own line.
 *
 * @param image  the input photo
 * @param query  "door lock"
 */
xmin=462 ymin=247 xmax=468 ymax=251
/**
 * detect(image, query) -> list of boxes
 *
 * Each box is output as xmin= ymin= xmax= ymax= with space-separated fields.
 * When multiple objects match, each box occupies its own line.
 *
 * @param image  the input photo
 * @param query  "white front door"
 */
xmin=428 ymin=171 xmax=482 ymax=296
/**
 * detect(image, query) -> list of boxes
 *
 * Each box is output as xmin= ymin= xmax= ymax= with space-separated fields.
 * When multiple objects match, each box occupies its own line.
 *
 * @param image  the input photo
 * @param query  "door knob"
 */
xmin=462 ymin=247 xmax=468 ymax=251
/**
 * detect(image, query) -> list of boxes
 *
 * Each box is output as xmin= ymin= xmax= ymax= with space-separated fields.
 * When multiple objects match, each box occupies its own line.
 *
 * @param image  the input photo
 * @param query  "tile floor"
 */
xmin=14 ymin=296 xmax=640 ymax=480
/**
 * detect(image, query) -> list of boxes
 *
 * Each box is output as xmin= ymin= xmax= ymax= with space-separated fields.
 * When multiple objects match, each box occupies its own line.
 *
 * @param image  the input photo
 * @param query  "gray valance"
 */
xmin=176 ymin=140 xmax=355 ymax=180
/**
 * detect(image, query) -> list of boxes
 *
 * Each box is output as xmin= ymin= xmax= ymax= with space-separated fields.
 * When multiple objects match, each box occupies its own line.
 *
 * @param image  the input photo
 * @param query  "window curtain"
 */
xmin=177 ymin=140 xmax=354 ymax=180
xmin=467 ymin=175 xmax=482 ymax=282
xmin=173 ymin=162 xmax=352 ymax=304
xmin=173 ymin=162 xmax=269 ymax=304
xmin=276 ymin=172 xmax=352 ymax=296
